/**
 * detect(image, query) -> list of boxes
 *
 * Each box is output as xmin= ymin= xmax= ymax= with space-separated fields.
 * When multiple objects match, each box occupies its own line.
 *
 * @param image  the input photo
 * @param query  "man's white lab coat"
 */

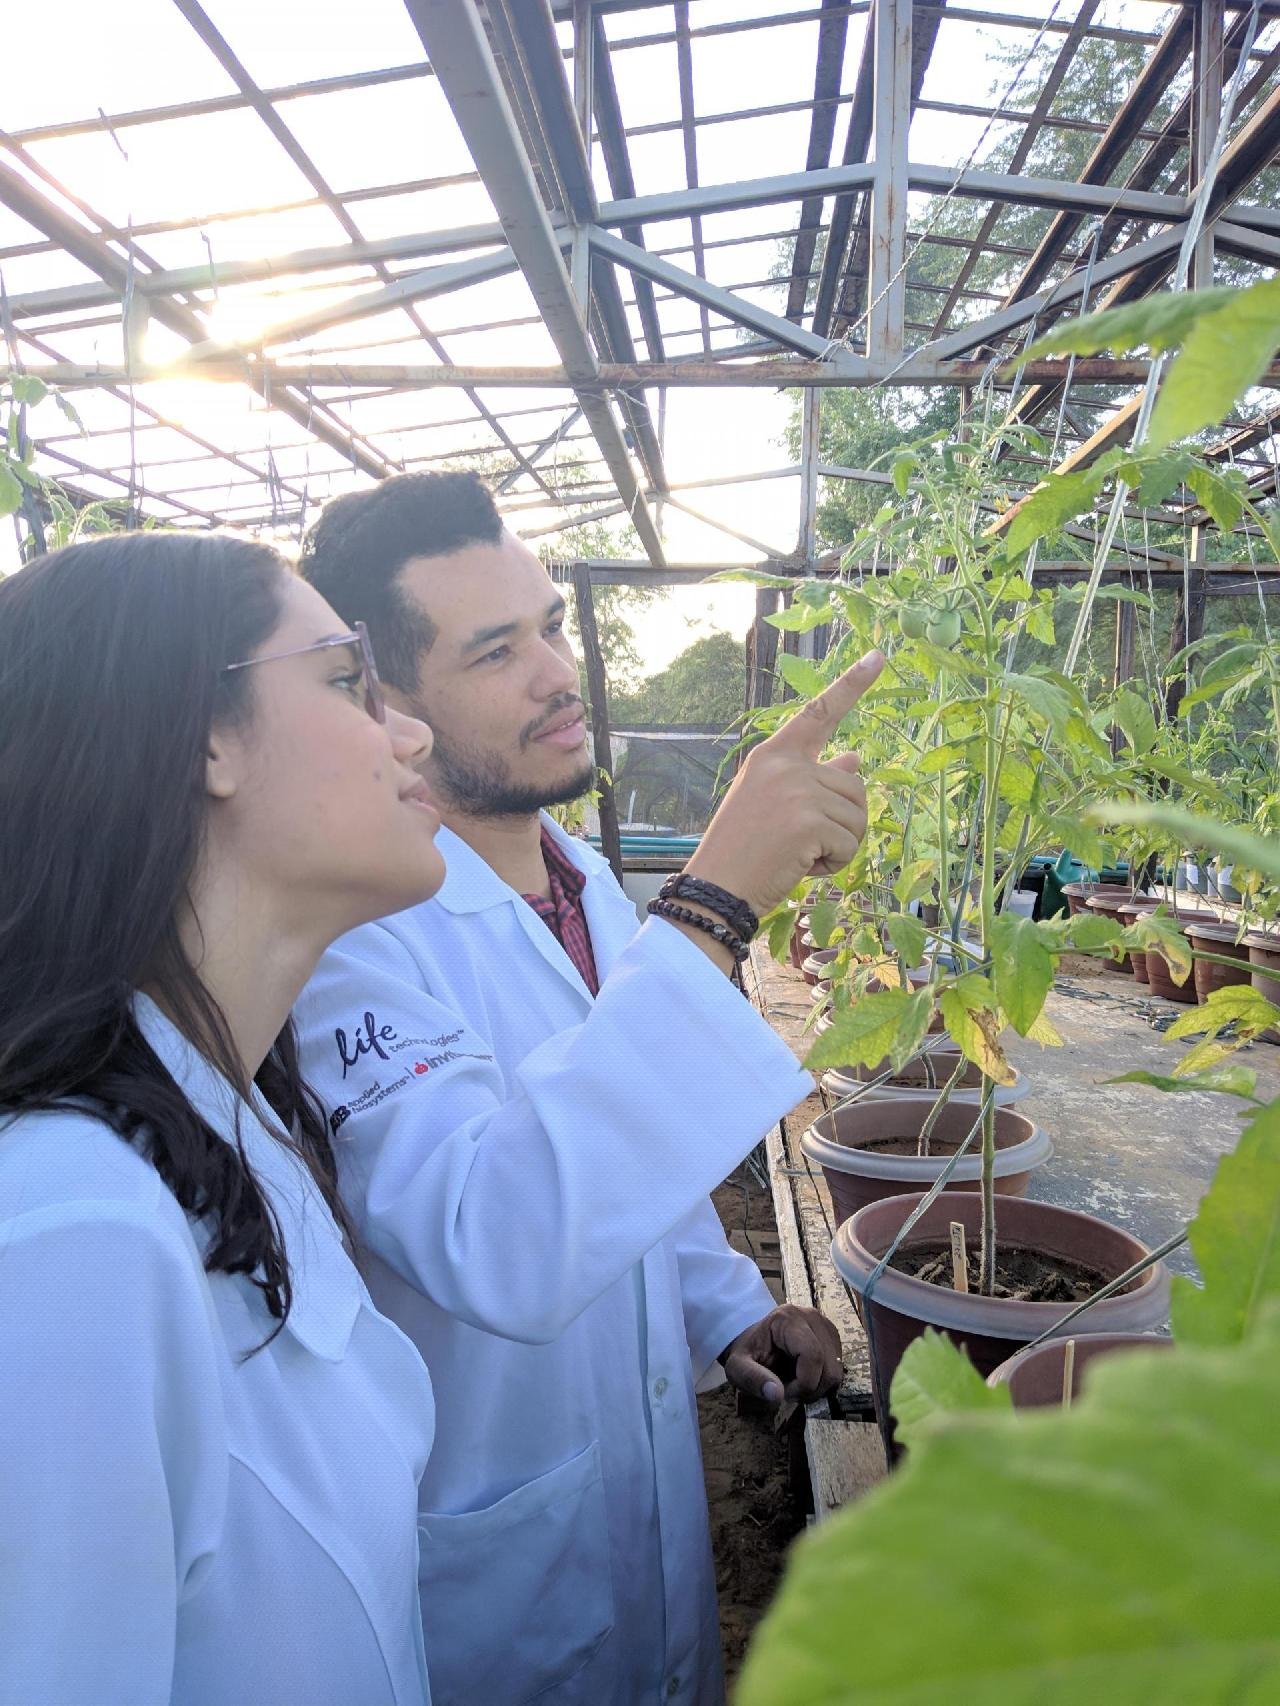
xmin=295 ymin=818 xmax=811 ymax=1706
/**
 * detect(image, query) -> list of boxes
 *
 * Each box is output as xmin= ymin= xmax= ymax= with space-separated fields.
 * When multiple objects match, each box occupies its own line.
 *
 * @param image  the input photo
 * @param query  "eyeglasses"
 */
xmin=224 ymin=620 xmax=386 ymax=724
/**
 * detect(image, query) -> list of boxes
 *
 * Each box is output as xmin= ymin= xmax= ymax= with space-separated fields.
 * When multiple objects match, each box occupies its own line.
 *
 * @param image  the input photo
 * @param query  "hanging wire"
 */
xmin=1061 ymin=0 xmax=1266 ymax=677
xmin=828 ymin=0 xmax=1072 ymax=366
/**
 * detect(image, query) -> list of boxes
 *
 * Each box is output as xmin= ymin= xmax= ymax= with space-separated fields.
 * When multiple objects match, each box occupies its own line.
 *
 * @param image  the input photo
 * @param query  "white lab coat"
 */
xmin=0 ymin=997 xmax=433 ymax=1706
xmin=294 ymin=818 xmax=811 ymax=1706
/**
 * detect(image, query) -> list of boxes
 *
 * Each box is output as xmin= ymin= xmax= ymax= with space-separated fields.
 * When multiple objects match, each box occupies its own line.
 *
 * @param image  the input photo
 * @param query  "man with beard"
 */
xmin=294 ymin=473 xmax=879 ymax=1706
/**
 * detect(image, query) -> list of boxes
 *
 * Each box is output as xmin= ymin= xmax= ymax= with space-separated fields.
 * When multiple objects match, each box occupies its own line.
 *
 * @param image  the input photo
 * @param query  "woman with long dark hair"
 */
xmin=0 ymin=532 xmax=446 ymax=1705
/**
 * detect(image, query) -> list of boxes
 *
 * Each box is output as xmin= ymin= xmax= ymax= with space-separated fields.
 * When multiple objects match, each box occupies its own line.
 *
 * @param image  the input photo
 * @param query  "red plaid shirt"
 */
xmin=521 ymin=827 xmax=600 ymax=996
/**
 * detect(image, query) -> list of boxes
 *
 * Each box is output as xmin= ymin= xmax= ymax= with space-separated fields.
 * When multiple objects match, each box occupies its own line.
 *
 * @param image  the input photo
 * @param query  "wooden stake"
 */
xmin=1061 ymin=1338 xmax=1077 ymax=1408
xmin=949 ymin=1221 xmax=968 ymax=1293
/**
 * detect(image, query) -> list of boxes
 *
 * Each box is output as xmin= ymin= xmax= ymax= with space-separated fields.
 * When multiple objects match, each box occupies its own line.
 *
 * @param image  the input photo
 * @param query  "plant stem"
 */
xmin=917 ymin=1053 xmax=969 ymax=1157
xmin=977 ymin=572 xmax=1001 ymax=1297
xmin=979 ymin=1094 xmax=997 ymax=1292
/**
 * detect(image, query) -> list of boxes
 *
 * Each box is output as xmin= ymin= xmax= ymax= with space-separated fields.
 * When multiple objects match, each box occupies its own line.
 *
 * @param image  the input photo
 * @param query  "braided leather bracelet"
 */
xmin=657 ymin=873 xmax=759 ymax=943
xmin=646 ymin=898 xmax=750 ymax=963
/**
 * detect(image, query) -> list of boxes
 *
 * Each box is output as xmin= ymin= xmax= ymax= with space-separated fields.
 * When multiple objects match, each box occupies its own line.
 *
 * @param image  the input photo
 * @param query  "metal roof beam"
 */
xmin=589 ymin=12 xmax=665 ymax=363
xmin=588 ymin=227 xmax=831 ymax=358
xmin=782 ymin=0 xmax=852 ymax=324
xmin=12 ymin=156 xmax=1277 ymax=322
xmin=927 ymin=1 xmax=1099 ymax=339
xmin=21 ymin=354 xmax=1278 ymax=389
xmin=404 ymin=0 xmax=665 ymax=567
xmin=173 ymin=0 xmax=563 ymax=503
xmin=0 ymin=154 xmax=395 ymax=481
xmin=917 ymin=224 xmax=1187 ymax=363
xmin=190 ymin=249 xmax=526 ymax=356
xmin=497 ymin=0 xmax=668 ymax=495
xmin=815 ymin=0 xmax=952 ymax=342
xmin=1003 ymin=12 xmax=1195 ymax=308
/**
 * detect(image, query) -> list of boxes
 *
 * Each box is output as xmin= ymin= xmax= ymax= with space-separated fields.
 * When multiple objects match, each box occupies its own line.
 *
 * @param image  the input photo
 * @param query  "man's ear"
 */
xmin=204 ymin=725 xmax=242 ymax=802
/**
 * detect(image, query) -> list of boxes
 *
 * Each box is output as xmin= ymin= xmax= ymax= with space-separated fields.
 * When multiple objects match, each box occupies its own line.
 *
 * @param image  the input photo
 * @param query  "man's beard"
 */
xmin=432 ymin=735 xmax=595 ymax=817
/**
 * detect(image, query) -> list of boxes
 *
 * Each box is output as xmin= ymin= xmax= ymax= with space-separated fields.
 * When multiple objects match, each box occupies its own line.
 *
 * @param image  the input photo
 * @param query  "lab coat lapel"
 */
xmin=432 ymin=821 xmax=600 ymax=1007
xmin=133 ymin=995 xmax=363 ymax=1362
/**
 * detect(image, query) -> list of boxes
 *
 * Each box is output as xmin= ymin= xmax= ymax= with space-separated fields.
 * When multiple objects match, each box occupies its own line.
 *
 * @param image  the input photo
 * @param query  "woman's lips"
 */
xmin=534 ymin=712 xmax=587 ymax=750
xmin=401 ymin=779 xmax=441 ymax=816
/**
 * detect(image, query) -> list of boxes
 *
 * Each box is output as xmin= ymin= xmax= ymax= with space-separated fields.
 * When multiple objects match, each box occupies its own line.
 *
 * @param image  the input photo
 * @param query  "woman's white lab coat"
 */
xmin=0 ymin=998 xmax=433 ymax=1706
xmin=295 ymin=820 xmax=812 ymax=1706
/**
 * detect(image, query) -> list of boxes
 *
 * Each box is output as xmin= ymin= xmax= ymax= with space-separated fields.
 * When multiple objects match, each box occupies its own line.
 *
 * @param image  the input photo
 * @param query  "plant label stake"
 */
xmin=1061 ymin=1338 xmax=1076 ymax=1408
xmin=950 ymin=1221 xmax=969 ymax=1294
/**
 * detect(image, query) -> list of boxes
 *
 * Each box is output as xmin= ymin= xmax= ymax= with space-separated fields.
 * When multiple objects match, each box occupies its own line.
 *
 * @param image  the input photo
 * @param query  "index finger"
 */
xmin=767 ymin=648 xmax=885 ymax=759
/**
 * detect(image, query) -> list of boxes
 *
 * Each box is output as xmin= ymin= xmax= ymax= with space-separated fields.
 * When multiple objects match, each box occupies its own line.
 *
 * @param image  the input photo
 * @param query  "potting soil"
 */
xmin=892 ymin=1241 xmax=1113 ymax=1303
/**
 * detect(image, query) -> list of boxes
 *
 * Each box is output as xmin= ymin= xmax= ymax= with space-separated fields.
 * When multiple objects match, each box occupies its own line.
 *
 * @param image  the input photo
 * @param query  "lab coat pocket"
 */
xmin=418 ymin=1439 xmax=614 ymax=1706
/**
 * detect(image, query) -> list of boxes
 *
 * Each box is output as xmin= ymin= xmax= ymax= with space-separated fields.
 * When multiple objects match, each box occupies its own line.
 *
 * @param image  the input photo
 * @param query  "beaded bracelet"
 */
xmin=658 ymin=873 xmax=759 ymax=944
xmin=647 ymin=898 xmax=751 ymax=963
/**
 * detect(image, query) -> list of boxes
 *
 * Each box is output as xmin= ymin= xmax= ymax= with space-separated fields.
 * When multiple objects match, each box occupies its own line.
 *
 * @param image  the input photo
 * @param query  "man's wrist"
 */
xmin=655 ymin=902 xmax=738 ymax=975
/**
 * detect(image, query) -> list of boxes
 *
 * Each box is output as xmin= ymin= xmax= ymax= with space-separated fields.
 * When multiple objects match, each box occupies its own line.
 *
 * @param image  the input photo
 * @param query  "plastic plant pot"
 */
xmin=1245 ymin=932 xmax=1280 ymax=1043
xmin=1145 ymin=910 xmax=1221 ymax=1004
xmin=801 ymin=947 xmax=840 ymax=986
xmin=987 ymin=1332 xmax=1172 ymax=1408
xmin=1114 ymin=896 xmax=1161 ymax=981
xmin=820 ymin=1048 xmax=1029 ymax=1109
xmin=831 ymin=1191 xmax=1172 ymax=1434
xmin=802 ymin=1097 xmax=1050 ymax=1224
xmin=1185 ymin=919 xmax=1252 ymax=1002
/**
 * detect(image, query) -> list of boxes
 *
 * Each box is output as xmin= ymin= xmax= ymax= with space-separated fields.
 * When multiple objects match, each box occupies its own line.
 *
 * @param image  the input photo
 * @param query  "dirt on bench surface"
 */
xmin=701 ymin=1164 xmax=806 ymax=1685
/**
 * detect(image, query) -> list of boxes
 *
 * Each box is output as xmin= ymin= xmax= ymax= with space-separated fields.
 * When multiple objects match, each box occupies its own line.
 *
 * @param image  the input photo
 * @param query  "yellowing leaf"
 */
xmin=804 ymin=989 xmax=914 ymax=1071
xmin=939 ymin=989 xmax=1015 ymax=1087
xmin=1126 ymin=913 xmax=1193 ymax=986
xmin=1027 ymin=1011 xmax=1064 ymax=1047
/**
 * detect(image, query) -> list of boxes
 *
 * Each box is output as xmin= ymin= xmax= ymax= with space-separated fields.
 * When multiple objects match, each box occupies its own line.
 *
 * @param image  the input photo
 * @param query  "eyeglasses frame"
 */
xmin=224 ymin=620 xmax=386 ymax=724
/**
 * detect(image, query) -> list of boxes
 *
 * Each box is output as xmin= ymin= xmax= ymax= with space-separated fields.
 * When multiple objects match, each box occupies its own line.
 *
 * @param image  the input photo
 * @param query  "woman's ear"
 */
xmin=204 ymin=726 xmax=243 ymax=802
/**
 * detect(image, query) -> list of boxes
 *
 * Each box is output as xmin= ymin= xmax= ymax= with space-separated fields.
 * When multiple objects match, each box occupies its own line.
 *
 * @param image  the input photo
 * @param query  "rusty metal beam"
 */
xmin=404 ymin=0 xmax=665 ymax=567
xmin=784 ymin=0 xmax=853 ymax=324
xmin=19 ymin=355 xmax=1280 ymax=390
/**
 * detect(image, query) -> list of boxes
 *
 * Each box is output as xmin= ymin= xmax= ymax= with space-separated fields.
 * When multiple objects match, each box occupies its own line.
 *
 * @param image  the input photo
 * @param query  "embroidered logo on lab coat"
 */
xmin=329 ymin=1011 xmax=492 ymax=1136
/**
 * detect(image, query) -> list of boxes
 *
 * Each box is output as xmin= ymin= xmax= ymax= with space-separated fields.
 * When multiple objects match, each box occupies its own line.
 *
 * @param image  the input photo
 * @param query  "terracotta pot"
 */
xmin=1062 ymin=881 xmax=1095 ymax=918
xmin=1114 ymin=897 xmax=1160 ymax=980
xmin=1080 ymin=883 xmax=1146 ymax=922
xmin=832 ymin=1191 xmax=1171 ymax=1431
xmin=1144 ymin=910 xmax=1221 ymax=1004
xmin=801 ymin=947 xmax=840 ymax=986
xmin=821 ymin=1047 xmax=1029 ymax=1108
xmin=803 ymin=1099 xmax=1051 ymax=1224
xmin=1246 ymin=932 xmax=1280 ymax=1043
xmin=987 ymin=1331 xmax=1172 ymax=1408
xmin=1083 ymin=889 xmax=1148 ymax=973
xmin=1185 ymin=919 xmax=1252 ymax=1003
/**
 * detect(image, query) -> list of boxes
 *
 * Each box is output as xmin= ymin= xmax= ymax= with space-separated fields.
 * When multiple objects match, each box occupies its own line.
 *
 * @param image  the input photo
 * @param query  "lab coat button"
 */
xmin=652 ymin=1376 xmax=669 ymax=1400
xmin=666 ymin=1676 xmax=681 ymax=1698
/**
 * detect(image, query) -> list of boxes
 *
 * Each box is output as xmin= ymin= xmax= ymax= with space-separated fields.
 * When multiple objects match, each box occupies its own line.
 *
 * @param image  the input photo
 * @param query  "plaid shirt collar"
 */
xmin=520 ymin=826 xmax=599 ymax=996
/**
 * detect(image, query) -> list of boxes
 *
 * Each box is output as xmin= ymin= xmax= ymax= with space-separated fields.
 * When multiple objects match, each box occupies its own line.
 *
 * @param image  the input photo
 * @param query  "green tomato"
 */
xmin=898 ymin=604 xmax=928 ymax=640
xmin=926 ymin=609 xmax=963 ymax=648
